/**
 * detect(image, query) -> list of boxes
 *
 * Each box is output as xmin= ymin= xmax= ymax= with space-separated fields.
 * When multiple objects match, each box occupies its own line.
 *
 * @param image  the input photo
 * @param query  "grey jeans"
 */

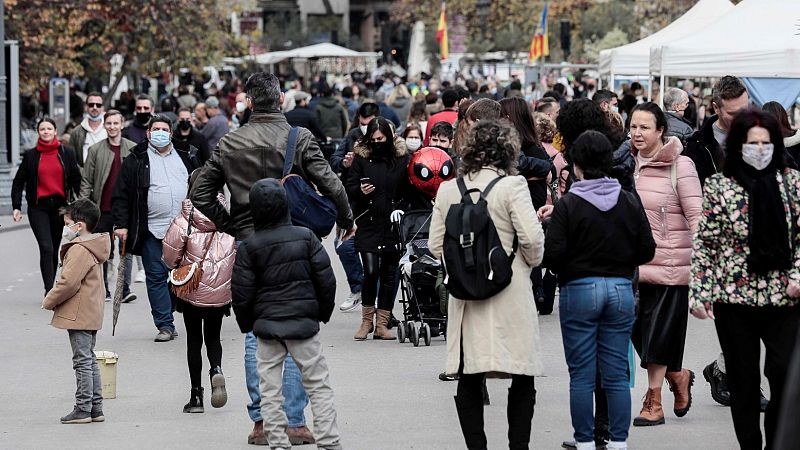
xmin=68 ymin=330 xmax=102 ymax=412
xmin=257 ymin=334 xmax=341 ymax=450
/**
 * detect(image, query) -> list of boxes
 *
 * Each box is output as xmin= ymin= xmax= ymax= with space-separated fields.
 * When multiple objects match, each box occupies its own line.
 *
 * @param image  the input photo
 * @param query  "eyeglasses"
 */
xmin=87 ymin=103 xmax=103 ymax=108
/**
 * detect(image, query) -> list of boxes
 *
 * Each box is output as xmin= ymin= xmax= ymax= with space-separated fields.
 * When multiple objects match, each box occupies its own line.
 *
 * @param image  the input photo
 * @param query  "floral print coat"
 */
xmin=689 ymin=171 xmax=800 ymax=310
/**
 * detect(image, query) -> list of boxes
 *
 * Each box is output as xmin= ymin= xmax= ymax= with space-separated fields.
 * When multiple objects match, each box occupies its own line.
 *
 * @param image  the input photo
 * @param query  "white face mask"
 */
xmin=236 ymin=101 xmax=247 ymax=113
xmin=406 ymin=137 xmax=422 ymax=152
xmin=62 ymin=223 xmax=80 ymax=241
xmin=741 ymin=143 xmax=774 ymax=171
xmin=359 ymin=125 xmax=368 ymax=135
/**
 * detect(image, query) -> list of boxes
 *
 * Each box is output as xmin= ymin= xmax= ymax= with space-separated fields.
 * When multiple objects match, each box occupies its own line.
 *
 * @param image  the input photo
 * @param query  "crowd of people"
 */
xmin=10 ymin=68 xmax=800 ymax=450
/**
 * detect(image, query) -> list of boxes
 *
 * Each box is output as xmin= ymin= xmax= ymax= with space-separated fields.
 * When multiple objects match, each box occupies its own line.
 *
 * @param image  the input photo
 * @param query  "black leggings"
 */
xmin=28 ymin=197 xmax=67 ymax=293
xmin=360 ymin=251 xmax=400 ymax=310
xmin=182 ymin=303 xmax=226 ymax=388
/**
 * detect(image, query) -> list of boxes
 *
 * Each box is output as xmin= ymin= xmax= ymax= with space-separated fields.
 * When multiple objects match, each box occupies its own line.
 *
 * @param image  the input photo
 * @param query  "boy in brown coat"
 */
xmin=42 ymin=198 xmax=110 ymax=424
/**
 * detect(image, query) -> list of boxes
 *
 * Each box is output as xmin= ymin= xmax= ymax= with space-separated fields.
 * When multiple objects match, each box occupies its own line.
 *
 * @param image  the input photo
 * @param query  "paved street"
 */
xmin=0 ymin=222 xmax=742 ymax=449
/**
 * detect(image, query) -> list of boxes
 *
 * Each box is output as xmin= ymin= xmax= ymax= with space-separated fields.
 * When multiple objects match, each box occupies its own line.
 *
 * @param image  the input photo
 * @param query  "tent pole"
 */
xmin=659 ymin=74 xmax=666 ymax=109
xmin=610 ymin=73 xmax=615 ymax=94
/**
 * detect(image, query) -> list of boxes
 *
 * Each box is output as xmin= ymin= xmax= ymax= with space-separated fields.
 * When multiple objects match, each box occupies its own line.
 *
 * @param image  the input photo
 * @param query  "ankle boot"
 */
xmin=507 ymin=384 xmax=536 ymax=449
xmin=183 ymin=387 xmax=204 ymax=413
xmin=454 ymin=394 xmax=488 ymax=450
xmin=633 ymin=387 xmax=665 ymax=426
xmin=373 ymin=309 xmax=396 ymax=340
xmin=354 ymin=306 xmax=375 ymax=340
xmin=665 ymin=369 xmax=694 ymax=417
xmin=247 ymin=420 xmax=268 ymax=445
xmin=209 ymin=366 xmax=227 ymax=408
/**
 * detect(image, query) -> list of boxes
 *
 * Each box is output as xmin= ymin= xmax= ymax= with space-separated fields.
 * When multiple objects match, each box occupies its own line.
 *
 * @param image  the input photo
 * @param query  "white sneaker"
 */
xmin=135 ymin=269 xmax=146 ymax=283
xmin=339 ymin=292 xmax=361 ymax=312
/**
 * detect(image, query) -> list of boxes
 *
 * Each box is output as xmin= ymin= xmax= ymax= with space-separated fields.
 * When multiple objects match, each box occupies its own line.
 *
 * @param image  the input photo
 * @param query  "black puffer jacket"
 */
xmin=231 ymin=179 xmax=336 ymax=340
xmin=345 ymin=136 xmax=411 ymax=253
xmin=684 ymin=115 xmax=723 ymax=187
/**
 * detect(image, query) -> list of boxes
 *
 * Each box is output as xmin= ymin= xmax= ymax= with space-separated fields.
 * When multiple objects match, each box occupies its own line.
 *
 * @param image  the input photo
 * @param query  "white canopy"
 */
xmin=254 ymin=43 xmax=378 ymax=65
xmin=599 ymin=0 xmax=734 ymax=76
xmin=650 ymin=0 xmax=800 ymax=77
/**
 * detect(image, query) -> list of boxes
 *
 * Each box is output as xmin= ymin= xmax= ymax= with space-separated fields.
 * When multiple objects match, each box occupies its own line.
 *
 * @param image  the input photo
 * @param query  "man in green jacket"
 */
xmin=80 ymin=109 xmax=136 ymax=303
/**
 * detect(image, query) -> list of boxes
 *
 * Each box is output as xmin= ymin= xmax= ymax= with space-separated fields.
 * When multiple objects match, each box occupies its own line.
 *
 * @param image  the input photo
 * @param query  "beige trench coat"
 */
xmin=429 ymin=168 xmax=545 ymax=376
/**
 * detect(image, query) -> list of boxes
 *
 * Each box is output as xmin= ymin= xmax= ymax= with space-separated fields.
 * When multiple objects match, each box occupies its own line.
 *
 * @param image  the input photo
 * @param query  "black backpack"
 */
xmin=442 ymin=176 xmax=519 ymax=300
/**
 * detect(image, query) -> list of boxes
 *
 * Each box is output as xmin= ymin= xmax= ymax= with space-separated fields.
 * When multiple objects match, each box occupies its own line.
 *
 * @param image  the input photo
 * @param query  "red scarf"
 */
xmin=36 ymin=136 xmax=61 ymax=153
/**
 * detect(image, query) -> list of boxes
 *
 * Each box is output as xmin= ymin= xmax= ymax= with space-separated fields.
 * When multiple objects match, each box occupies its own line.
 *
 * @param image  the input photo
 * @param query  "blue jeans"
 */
xmin=334 ymin=237 xmax=362 ymax=294
xmin=245 ymin=331 xmax=309 ymax=426
xmin=559 ymin=277 xmax=636 ymax=444
xmin=140 ymin=231 xmax=175 ymax=332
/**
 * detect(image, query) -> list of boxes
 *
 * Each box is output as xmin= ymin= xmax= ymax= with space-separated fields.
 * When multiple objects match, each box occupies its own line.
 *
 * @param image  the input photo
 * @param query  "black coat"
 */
xmin=684 ymin=115 xmax=724 ymax=187
xmin=345 ymin=138 xmax=411 ymax=253
xmin=285 ymin=106 xmax=327 ymax=141
xmin=11 ymin=145 xmax=82 ymax=210
xmin=543 ymin=188 xmax=656 ymax=286
xmin=111 ymin=141 xmax=200 ymax=255
xmin=231 ymin=179 xmax=336 ymax=340
xmin=521 ymin=143 xmax=550 ymax=210
xmin=174 ymin=129 xmax=211 ymax=165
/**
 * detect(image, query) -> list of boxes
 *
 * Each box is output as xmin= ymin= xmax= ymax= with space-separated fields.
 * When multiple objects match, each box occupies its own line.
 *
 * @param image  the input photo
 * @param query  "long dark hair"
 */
xmin=762 ymin=101 xmax=794 ymax=138
xmin=571 ymin=130 xmax=612 ymax=180
xmin=500 ymin=96 xmax=541 ymax=149
xmin=358 ymin=116 xmax=397 ymax=165
xmin=723 ymin=108 xmax=786 ymax=178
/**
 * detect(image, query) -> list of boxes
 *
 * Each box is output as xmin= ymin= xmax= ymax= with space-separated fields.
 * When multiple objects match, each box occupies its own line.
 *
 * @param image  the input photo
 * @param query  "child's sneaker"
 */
xmin=91 ymin=406 xmax=105 ymax=422
xmin=60 ymin=406 xmax=91 ymax=424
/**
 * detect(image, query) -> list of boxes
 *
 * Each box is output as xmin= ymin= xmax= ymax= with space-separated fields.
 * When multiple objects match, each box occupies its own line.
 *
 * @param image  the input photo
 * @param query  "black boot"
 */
xmin=183 ymin=387 xmax=204 ymax=413
xmin=703 ymin=361 xmax=730 ymax=406
xmin=210 ymin=366 xmax=227 ymax=408
xmin=454 ymin=394 xmax=487 ymax=450
xmin=507 ymin=379 xmax=536 ymax=450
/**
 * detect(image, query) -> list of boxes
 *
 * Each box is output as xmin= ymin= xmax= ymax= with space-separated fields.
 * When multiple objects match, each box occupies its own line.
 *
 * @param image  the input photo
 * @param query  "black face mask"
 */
xmin=370 ymin=141 xmax=392 ymax=156
xmin=178 ymin=120 xmax=192 ymax=131
xmin=135 ymin=112 xmax=151 ymax=125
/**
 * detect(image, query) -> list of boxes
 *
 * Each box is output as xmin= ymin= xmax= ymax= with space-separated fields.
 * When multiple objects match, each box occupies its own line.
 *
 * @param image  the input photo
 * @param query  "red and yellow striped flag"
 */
xmin=436 ymin=1 xmax=449 ymax=61
xmin=529 ymin=2 xmax=549 ymax=64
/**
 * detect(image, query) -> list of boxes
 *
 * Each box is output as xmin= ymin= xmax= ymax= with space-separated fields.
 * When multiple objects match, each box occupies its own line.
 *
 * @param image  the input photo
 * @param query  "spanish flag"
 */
xmin=436 ymin=1 xmax=449 ymax=61
xmin=529 ymin=2 xmax=549 ymax=64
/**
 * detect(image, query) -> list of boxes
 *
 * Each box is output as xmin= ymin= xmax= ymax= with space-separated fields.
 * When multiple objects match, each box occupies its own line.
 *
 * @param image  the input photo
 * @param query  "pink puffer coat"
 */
xmin=163 ymin=197 xmax=236 ymax=307
xmin=634 ymin=136 xmax=703 ymax=286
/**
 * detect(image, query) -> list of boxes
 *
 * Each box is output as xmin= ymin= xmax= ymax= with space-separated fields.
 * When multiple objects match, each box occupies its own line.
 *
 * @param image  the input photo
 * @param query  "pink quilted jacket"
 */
xmin=162 ymin=197 xmax=236 ymax=307
xmin=634 ymin=136 xmax=703 ymax=286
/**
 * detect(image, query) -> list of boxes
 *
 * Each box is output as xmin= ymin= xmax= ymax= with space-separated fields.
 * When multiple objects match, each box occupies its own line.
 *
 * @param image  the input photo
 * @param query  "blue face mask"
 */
xmin=150 ymin=129 xmax=171 ymax=148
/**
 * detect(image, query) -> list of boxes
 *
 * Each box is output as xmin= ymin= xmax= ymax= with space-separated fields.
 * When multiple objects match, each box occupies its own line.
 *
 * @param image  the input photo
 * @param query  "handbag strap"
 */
xmin=187 ymin=207 xmax=194 ymax=235
xmin=283 ymin=127 xmax=300 ymax=178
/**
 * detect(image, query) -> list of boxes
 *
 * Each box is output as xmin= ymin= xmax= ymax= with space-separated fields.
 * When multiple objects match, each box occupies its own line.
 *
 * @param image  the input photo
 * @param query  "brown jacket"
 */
xmin=42 ymin=233 xmax=110 ymax=330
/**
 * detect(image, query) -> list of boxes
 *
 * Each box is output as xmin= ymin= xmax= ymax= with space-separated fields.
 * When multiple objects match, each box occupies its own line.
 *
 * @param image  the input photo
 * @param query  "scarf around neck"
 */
xmin=732 ymin=165 xmax=791 ymax=275
xmin=36 ymin=136 xmax=60 ymax=154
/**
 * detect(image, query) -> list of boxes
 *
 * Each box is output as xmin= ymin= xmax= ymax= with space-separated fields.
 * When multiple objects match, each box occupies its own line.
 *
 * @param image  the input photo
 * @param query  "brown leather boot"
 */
xmin=354 ymin=306 xmax=375 ymax=340
xmin=287 ymin=425 xmax=316 ymax=445
xmin=373 ymin=309 xmax=396 ymax=340
xmin=247 ymin=420 xmax=268 ymax=445
xmin=666 ymin=368 xmax=695 ymax=417
xmin=633 ymin=387 xmax=665 ymax=426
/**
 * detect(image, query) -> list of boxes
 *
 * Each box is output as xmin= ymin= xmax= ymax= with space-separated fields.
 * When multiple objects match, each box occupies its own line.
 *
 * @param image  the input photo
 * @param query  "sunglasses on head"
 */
xmin=87 ymin=102 xmax=102 ymax=108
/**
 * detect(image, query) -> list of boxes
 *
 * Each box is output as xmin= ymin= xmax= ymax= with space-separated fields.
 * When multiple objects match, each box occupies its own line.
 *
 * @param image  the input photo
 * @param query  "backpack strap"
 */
xmin=283 ymin=127 xmax=300 ymax=178
xmin=186 ymin=207 xmax=194 ymax=236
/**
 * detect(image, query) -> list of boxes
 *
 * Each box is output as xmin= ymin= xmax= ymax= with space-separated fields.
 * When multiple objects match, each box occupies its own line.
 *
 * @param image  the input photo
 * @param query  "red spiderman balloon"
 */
xmin=407 ymin=147 xmax=455 ymax=199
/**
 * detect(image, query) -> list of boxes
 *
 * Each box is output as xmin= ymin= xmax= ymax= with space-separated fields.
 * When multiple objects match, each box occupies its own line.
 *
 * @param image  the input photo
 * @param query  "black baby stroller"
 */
xmin=396 ymin=209 xmax=447 ymax=347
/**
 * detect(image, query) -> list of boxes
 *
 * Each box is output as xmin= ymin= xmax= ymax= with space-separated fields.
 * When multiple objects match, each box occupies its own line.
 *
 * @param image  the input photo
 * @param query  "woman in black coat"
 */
xmin=345 ymin=117 xmax=410 ymax=341
xmin=11 ymin=117 xmax=82 ymax=293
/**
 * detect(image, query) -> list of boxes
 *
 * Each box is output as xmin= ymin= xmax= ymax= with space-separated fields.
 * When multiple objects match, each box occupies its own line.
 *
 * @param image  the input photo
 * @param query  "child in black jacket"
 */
xmin=232 ymin=179 xmax=341 ymax=450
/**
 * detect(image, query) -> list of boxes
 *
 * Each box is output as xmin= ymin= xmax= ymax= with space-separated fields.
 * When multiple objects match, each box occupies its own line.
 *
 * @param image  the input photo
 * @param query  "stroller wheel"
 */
xmin=398 ymin=321 xmax=407 ymax=343
xmin=422 ymin=323 xmax=432 ymax=346
xmin=410 ymin=323 xmax=420 ymax=347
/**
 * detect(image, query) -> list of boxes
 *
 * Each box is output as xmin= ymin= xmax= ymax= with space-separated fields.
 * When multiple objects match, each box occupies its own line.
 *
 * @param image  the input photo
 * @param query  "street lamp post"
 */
xmin=475 ymin=0 xmax=491 ymax=76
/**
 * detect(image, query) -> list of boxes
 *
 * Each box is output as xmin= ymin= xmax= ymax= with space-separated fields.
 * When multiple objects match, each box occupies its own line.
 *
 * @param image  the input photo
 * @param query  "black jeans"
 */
xmin=182 ymin=302 xmax=226 ymax=388
xmin=360 ymin=251 xmax=400 ymax=310
xmin=27 ymin=196 xmax=66 ymax=293
xmin=714 ymin=303 xmax=799 ymax=450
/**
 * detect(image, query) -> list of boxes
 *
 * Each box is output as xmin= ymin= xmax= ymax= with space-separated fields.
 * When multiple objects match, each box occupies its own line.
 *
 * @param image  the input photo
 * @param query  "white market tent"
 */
xmin=253 ymin=43 xmax=378 ymax=65
xmin=650 ymin=0 xmax=800 ymax=107
xmin=599 ymin=0 xmax=734 ymax=81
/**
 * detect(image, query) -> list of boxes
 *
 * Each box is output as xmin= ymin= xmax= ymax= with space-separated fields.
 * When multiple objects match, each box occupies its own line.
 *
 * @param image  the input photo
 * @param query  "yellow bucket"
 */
xmin=94 ymin=351 xmax=118 ymax=399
